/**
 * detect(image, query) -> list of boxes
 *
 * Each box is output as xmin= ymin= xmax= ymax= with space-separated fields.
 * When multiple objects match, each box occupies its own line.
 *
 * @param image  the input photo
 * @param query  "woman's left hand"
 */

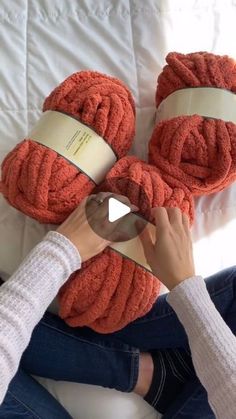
xmin=57 ymin=192 xmax=137 ymax=262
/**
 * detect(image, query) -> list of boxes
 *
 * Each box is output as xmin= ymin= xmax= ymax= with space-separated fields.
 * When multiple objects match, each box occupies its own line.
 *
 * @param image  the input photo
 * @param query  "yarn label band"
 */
xmin=28 ymin=111 xmax=117 ymax=184
xmin=155 ymin=87 xmax=236 ymax=124
xmin=110 ymin=213 xmax=155 ymax=272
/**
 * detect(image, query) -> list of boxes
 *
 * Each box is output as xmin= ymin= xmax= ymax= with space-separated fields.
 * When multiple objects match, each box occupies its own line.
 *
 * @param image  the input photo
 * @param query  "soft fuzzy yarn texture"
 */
xmin=0 ymin=71 xmax=135 ymax=223
xmin=149 ymin=52 xmax=236 ymax=196
xmin=59 ymin=156 xmax=194 ymax=333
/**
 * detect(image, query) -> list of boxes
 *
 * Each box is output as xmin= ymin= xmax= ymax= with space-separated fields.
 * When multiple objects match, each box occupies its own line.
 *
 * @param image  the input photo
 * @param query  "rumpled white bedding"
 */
xmin=0 ymin=0 xmax=236 ymax=418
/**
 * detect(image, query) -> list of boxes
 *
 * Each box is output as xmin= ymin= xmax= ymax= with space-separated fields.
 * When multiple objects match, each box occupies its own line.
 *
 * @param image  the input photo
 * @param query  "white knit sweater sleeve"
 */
xmin=167 ymin=276 xmax=236 ymax=419
xmin=0 ymin=231 xmax=81 ymax=404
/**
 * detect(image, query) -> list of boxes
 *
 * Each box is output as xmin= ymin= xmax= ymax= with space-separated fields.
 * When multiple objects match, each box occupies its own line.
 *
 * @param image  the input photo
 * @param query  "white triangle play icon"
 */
xmin=108 ymin=197 xmax=131 ymax=222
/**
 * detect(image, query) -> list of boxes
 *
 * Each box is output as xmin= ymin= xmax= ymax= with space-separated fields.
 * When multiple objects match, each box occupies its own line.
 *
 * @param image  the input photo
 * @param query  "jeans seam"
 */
xmin=7 ymin=390 xmax=41 ymax=419
xmin=41 ymin=321 xmax=136 ymax=354
xmin=170 ymin=386 xmax=201 ymax=419
xmin=126 ymin=350 xmax=140 ymax=392
xmin=209 ymin=267 xmax=236 ymax=291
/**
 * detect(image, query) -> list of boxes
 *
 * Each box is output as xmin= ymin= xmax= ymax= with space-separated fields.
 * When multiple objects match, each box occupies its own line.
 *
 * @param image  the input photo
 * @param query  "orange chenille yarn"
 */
xmin=59 ymin=156 xmax=194 ymax=333
xmin=149 ymin=52 xmax=236 ymax=195
xmin=0 ymin=71 xmax=135 ymax=223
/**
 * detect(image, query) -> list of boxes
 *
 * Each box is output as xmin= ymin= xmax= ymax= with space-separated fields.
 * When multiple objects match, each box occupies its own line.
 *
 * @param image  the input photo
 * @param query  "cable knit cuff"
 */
xmin=167 ymin=275 xmax=205 ymax=301
xmin=167 ymin=276 xmax=209 ymax=333
xmin=43 ymin=231 xmax=82 ymax=273
xmin=0 ymin=230 xmax=81 ymax=405
xmin=167 ymin=275 xmax=236 ymax=419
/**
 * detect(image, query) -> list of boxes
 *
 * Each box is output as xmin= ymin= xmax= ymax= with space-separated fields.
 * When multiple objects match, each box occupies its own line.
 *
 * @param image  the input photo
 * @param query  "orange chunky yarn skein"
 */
xmin=149 ymin=52 xmax=236 ymax=195
xmin=0 ymin=71 xmax=135 ymax=223
xmin=59 ymin=156 xmax=194 ymax=333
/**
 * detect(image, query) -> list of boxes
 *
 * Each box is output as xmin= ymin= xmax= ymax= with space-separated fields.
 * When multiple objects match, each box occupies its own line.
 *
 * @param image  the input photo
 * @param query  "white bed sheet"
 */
xmin=0 ymin=0 xmax=236 ymax=418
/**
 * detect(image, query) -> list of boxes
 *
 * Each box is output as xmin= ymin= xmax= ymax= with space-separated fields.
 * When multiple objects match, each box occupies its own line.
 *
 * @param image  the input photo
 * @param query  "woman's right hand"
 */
xmin=57 ymin=192 xmax=137 ymax=262
xmin=140 ymin=207 xmax=195 ymax=290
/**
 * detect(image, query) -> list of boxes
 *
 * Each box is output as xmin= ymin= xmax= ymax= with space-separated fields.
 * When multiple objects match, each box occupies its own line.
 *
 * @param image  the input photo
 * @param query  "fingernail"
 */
xmin=136 ymin=219 xmax=144 ymax=230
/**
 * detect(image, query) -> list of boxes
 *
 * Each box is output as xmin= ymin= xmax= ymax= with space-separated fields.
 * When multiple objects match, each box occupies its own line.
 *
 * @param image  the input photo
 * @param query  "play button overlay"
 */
xmin=108 ymin=197 xmax=131 ymax=222
xmin=85 ymin=177 xmax=151 ymax=243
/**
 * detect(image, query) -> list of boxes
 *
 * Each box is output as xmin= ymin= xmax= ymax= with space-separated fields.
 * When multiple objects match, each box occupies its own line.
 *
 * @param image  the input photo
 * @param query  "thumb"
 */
xmin=109 ymin=230 xmax=132 ymax=242
xmin=0 ymin=181 xmax=4 ymax=193
xmin=138 ymin=222 xmax=155 ymax=265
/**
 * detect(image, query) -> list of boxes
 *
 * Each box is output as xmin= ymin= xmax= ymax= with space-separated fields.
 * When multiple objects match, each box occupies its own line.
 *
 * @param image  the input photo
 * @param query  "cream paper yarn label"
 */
xmin=156 ymin=87 xmax=236 ymax=124
xmin=28 ymin=111 xmax=117 ymax=184
xmin=110 ymin=213 xmax=155 ymax=272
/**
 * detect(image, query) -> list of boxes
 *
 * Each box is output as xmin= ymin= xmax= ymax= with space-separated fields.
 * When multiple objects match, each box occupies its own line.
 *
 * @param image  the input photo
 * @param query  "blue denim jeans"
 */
xmin=1 ymin=369 xmax=72 ymax=418
xmin=1 ymin=266 xmax=236 ymax=418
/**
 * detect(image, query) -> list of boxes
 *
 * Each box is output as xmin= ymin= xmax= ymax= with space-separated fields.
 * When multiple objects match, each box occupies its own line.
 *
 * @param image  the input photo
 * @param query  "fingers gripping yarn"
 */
xmin=0 ymin=71 xmax=135 ymax=223
xmin=59 ymin=156 xmax=194 ymax=333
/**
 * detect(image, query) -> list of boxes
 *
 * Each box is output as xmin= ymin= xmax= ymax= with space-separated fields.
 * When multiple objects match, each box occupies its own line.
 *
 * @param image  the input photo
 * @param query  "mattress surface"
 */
xmin=0 ymin=1 xmax=236 ymax=418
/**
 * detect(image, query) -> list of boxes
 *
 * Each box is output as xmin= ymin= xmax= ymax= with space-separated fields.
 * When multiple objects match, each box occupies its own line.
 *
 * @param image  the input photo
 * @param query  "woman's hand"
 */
xmin=140 ymin=207 xmax=195 ymax=290
xmin=57 ymin=192 xmax=137 ymax=262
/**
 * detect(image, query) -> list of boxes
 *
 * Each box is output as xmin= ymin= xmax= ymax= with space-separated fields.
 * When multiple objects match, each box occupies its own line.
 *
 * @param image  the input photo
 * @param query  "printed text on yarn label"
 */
xmin=28 ymin=111 xmax=117 ymax=184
